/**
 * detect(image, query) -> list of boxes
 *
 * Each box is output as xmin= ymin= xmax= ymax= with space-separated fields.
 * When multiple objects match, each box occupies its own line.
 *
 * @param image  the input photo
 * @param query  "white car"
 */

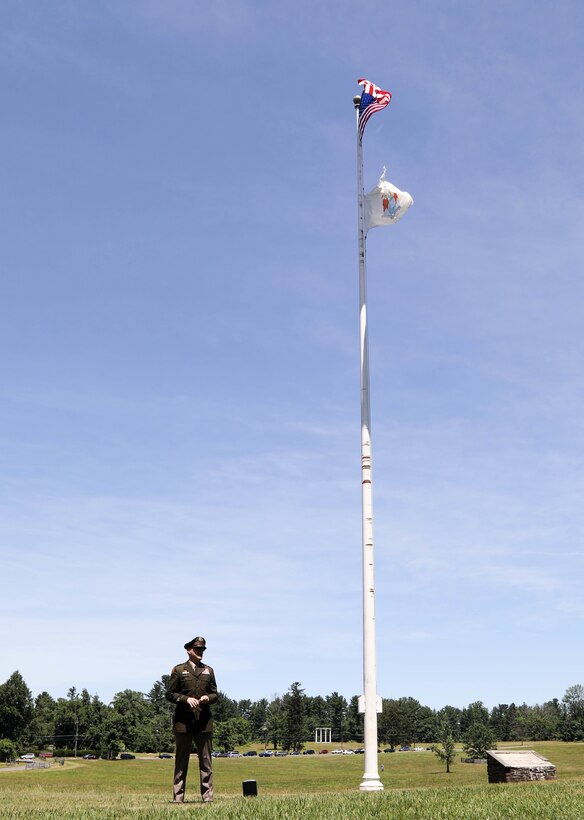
xmin=21 ymin=753 xmax=35 ymax=760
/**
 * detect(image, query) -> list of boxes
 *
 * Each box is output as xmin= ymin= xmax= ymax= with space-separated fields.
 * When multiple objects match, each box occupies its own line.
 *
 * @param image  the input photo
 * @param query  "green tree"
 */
xmin=436 ymin=706 xmax=462 ymax=742
xmin=96 ymin=710 xmax=124 ymax=759
xmin=562 ymin=684 xmax=584 ymax=741
xmin=345 ymin=696 xmax=363 ymax=743
xmin=53 ymin=688 xmax=87 ymax=753
xmin=326 ymin=692 xmax=348 ymax=743
xmin=509 ymin=704 xmax=530 ymax=744
xmin=111 ymin=689 xmax=153 ymax=752
xmin=248 ymin=699 xmax=268 ymax=741
xmin=509 ymin=703 xmax=560 ymax=741
xmin=237 ymin=700 xmax=253 ymax=721
xmin=379 ymin=697 xmax=421 ymax=748
xmin=432 ymin=721 xmax=456 ymax=773
xmin=305 ymin=695 xmax=328 ymax=740
xmin=214 ymin=717 xmax=251 ymax=752
xmin=282 ymin=682 xmax=306 ymax=752
xmin=265 ymin=695 xmax=284 ymax=749
xmin=0 ymin=738 xmax=17 ymax=762
xmin=396 ymin=696 xmax=423 ymax=745
xmin=540 ymin=699 xmax=562 ymax=740
xmin=82 ymin=693 xmax=110 ymax=751
xmin=379 ymin=699 xmax=400 ymax=749
xmin=147 ymin=677 xmax=173 ymax=753
xmin=462 ymin=722 xmax=497 ymax=759
xmin=460 ymin=701 xmax=489 ymax=735
xmin=490 ymin=703 xmax=517 ymax=741
xmin=27 ymin=692 xmax=56 ymax=748
xmin=213 ymin=692 xmax=239 ymax=723
xmin=214 ymin=721 xmax=233 ymax=753
xmin=0 ymin=672 xmax=33 ymax=744
xmin=417 ymin=705 xmax=437 ymax=743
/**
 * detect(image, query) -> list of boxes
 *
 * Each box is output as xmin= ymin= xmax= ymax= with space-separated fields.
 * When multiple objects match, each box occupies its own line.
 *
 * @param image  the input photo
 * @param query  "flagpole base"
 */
xmin=359 ymin=774 xmax=384 ymax=792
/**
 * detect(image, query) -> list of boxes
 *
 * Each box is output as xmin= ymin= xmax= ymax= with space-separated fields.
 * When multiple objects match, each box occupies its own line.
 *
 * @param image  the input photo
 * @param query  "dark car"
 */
xmin=258 ymin=751 xmax=273 ymax=757
xmin=303 ymin=749 xmax=316 ymax=755
xmin=243 ymin=751 xmax=257 ymax=756
xmin=158 ymin=753 xmax=173 ymax=759
xmin=120 ymin=753 xmax=136 ymax=760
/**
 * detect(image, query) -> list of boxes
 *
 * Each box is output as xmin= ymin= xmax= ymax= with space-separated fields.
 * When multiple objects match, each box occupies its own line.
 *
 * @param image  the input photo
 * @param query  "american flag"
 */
xmin=357 ymin=78 xmax=392 ymax=142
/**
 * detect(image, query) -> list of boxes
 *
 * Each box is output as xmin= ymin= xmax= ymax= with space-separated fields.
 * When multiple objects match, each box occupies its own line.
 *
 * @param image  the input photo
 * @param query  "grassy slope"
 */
xmin=0 ymin=742 xmax=583 ymax=818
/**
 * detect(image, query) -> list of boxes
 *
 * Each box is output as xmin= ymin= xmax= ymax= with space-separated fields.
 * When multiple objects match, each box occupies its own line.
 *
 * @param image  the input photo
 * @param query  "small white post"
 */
xmin=354 ymin=94 xmax=383 ymax=793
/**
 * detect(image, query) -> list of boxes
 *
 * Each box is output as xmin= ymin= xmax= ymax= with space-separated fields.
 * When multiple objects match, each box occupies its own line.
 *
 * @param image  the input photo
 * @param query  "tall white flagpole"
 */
xmin=354 ymin=95 xmax=383 ymax=793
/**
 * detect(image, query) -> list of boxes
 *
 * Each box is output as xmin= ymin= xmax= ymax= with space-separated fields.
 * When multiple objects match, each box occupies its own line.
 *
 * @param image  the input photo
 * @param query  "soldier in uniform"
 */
xmin=165 ymin=636 xmax=218 ymax=803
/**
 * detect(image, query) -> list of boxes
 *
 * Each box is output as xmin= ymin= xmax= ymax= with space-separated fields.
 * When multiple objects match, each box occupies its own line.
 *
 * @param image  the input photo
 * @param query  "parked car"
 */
xmin=318 ymin=749 xmax=329 ymax=754
xmin=243 ymin=751 xmax=257 ymax=756
xmin=290 ymin=751 xmax=301 ymax=755
xmin=275 ymin=751 xmax=288 ymax=757
xmin=158 ymin=753 xmax=172 ymax=759
xmin=227 ymin=751 xmax=242 ymax=758
xmin=342 ymin=749 xmax=355 ymax=755
xmin=354 ymin=748 xmax=365 ymax=754
xmin=120 ymin=753 xmax=136 ymax=759
xmin=82 ymin=754 xmax=98 ymax=759
xmin=302 ymin=749 xmax=315 ymax=755
xmin=259 ymin=750 xmax=273 ymax=757
xmin=21 ymin=753 xmax=35 ymax=760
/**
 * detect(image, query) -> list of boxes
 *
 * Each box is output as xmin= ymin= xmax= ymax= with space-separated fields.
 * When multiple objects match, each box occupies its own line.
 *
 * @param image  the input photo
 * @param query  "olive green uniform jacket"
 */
xmin=165 ymin=662 xmax=218 ymax=734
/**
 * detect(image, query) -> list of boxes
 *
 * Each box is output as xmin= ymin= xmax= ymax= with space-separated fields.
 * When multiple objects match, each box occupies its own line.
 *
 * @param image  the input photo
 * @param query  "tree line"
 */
xmin=1 ymin=671 xmax=583 ymax=760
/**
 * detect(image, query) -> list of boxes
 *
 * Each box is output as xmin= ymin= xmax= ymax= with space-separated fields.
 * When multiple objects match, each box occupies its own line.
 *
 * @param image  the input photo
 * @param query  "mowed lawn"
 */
xmin=1 ymin=742 xmax=584 ymax=818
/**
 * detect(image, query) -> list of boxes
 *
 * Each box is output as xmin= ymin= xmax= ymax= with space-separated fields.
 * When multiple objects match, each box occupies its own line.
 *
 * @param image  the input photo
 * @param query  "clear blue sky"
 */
xmin=1 ymin=1 xmax=583 ymax=711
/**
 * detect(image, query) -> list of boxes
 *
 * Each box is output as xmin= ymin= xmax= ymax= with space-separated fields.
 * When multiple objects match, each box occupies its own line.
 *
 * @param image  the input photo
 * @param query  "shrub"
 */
xmin=0 ymin=738 xmax=17 ymax=762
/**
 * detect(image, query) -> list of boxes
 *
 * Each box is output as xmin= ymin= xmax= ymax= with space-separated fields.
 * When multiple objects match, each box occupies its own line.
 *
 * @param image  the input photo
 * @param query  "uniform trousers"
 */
xmin=172 ymin=731 xmax=213 ymax=803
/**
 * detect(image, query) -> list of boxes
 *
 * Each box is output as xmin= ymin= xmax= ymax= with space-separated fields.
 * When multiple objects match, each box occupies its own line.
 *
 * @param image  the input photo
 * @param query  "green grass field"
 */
xmin=1 ymin=742 xmax=584 ymax=818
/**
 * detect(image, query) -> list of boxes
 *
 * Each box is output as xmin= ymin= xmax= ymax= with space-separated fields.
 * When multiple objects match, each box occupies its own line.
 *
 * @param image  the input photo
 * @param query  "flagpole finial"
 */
xmin=353 ymin=95 xmax=361 ymax=108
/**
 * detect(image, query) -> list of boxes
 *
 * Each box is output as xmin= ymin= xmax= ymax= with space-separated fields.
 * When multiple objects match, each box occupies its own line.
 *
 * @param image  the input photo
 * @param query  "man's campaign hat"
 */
xmin=184 ymin=636 xmax=207 ymax=650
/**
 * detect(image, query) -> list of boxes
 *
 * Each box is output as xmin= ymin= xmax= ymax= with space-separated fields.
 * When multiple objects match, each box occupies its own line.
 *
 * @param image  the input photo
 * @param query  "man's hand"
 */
xmin=187 ymin=695 xmax=209 ymax=709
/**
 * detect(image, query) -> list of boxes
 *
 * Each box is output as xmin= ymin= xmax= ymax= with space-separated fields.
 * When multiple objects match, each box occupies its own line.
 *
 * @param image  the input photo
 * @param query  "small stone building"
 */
xmin=486 ymin=750 xmax=556 ymax=783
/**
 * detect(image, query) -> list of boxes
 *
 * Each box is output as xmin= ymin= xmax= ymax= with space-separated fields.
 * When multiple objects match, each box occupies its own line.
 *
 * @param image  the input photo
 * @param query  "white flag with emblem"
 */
xmin=364 ymin=167 xmax=413 ymax=233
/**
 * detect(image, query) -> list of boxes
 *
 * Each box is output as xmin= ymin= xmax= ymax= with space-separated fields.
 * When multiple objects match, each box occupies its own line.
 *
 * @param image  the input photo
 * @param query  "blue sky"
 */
xmin=1 ymin=0 xmax=583 ymax=711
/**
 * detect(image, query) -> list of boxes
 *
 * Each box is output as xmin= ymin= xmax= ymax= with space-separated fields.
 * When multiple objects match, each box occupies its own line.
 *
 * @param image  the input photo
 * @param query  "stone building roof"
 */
xmin=486 ymin=750 xmax=554 ymax=769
